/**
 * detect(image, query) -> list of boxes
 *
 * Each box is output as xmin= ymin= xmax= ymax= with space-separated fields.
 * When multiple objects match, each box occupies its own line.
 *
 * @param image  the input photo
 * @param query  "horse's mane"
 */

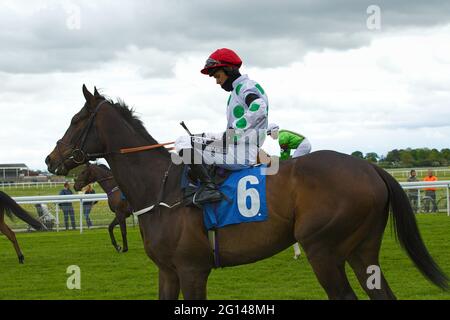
xmin=100 ymin=95 xmax=169 ymax=156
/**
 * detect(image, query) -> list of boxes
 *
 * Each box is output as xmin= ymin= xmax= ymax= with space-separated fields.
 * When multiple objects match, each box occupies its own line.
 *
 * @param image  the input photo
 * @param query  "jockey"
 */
xmin=175 ymin=48 xmax=269 ymax=205
xmin=267 ymin=124 xmax=312 ymax=159
xmin=267 ymin=123 xmax=310 ymax=260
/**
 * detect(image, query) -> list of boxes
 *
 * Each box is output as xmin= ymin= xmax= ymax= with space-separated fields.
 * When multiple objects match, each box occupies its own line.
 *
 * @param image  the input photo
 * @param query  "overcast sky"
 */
xmin=0 ymin=0 xmax=449 ymax=171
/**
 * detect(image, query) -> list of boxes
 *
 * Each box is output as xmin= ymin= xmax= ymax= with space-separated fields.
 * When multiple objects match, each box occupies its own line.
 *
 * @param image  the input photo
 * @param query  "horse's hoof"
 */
xmin=122 ymin=248 xmax=128 ymax=253
xmin=115 ymin=246 xmax=122 ymax=252
xmin=19 ymin=256 xmax=25 ymax=264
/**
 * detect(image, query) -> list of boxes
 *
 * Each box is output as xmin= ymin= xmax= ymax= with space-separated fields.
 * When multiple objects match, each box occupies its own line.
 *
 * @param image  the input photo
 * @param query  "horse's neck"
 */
xmin=98 ymin=109 xmax=172 ymax=211
xmin=107 ymin=154 xmax=171 ymax=211
xmin=95 ymin=171 xmax=117 ymax=195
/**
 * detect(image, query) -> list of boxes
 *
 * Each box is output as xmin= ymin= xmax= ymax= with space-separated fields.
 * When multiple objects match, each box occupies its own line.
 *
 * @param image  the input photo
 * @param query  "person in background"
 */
xmin=82 ymin=184 xmax=97 ymax=229
xmin=34 ymin=203 xmax=55 ymax=230
xmin=267 ymin=123 xmax=312 ymax=259
xmin=267 ymin=124 xmax=311 ymax=160
xmin=59 ymin=181 xmax=76 ymax=230
xmin=407 ymin=169 xmax=419 ymax=213
xmin=423 ymin=169 xmax=438 ymax=213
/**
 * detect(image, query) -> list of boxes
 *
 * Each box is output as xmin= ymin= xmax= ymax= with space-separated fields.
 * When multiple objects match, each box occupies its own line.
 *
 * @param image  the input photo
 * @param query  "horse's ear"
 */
xmin=94 ymin=86 xmax=100 ymax=97
xmin=82 ymin=84 xmax=94 ymax=105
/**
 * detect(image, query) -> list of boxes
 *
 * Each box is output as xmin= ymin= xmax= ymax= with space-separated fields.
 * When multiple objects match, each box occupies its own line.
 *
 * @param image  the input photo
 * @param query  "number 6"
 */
xmin=237 ymin=175 xmax=260 ymax=217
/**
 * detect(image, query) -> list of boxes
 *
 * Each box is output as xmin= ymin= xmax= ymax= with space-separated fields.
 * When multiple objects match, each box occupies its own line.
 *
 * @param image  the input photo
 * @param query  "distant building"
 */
xmin=0 ymin=163 xmax=29 ymax=182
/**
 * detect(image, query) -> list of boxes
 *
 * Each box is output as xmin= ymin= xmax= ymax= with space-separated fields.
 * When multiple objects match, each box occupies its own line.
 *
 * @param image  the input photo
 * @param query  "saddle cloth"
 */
xmin=202 ymin=165 xmax=268 ymax=230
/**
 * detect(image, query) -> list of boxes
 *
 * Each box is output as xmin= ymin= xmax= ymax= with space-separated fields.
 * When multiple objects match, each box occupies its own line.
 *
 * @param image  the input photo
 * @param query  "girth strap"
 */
xmin=133 ymin=202 xmax=179 ymax=217
xmin=208 ymin=229 xmax=220 ymax=268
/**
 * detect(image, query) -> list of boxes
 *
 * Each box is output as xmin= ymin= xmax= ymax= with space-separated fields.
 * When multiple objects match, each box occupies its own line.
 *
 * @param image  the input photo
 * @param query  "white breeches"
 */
xmin=292 ymin=138 xmax=311 ymax=158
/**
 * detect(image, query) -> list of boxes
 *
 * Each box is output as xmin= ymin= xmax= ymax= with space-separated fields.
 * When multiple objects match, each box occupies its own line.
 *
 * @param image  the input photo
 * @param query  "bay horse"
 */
xmin=0 ymin=191 xmax=45 ymax=263
xmin=45 ymin=85 xmax=448 ymax=299
xmin=74 ymin=163 xmax=133 ymax=252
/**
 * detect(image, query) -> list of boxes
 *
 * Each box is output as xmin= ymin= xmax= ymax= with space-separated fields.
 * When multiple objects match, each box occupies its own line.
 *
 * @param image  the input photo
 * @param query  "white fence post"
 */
xmin=79 ymin=199 xmax=83 ymax=234
xmin=56 ymin=205 xmax=60 ymax=232
xmin=447 ymin=184 xmax=449 ymax=217
xmin=417 ymin=189 xmax=421 ymax=213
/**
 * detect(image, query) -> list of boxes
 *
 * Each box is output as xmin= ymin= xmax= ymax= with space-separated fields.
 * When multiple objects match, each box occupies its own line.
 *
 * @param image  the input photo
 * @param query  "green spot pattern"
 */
xmin=255 ymin=83 xmax=265 ymax=95
xmin=235 ymin=84 xmax=243 ymax=95
xmin=236 ymin=117 xmax=247 ymax=129
xmin=249 ymin=103 xmax=260 ymax=112
xmin=233 ymin=105 xmax=245 ymax=118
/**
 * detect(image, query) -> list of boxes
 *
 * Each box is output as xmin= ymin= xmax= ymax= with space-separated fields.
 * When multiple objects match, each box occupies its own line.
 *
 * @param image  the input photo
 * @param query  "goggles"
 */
xmin=204 ymin=58 xmax=222 ymax=68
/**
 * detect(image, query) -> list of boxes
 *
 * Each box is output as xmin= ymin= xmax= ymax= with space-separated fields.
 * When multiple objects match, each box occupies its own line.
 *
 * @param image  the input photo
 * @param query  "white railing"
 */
xmin=0 ymin=181 xmax=69 ymax=189
xmin=8 ymin=181 xmax=450 ymax=234
xmin=13 ymin=193 xmax=111 ymax=233
xmin=399 ymin=180 xmax=450 ymax=216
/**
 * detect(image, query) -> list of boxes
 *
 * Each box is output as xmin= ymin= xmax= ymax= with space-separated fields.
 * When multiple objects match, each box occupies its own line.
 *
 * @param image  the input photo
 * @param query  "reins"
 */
xmin=87 ymin=141 xmax=175 ymax=159
xmin=119 ymin=142 xmax=175 ymax=154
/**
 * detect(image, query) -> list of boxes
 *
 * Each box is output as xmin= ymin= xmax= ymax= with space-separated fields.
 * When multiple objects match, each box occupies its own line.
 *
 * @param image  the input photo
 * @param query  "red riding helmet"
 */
xmin=200 ymin=48 xmax=242 ymax=75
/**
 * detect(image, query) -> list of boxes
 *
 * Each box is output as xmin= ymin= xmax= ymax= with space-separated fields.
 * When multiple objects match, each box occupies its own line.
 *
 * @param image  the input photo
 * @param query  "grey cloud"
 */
xmin=1 ymin=0 xmax=450 ymax=75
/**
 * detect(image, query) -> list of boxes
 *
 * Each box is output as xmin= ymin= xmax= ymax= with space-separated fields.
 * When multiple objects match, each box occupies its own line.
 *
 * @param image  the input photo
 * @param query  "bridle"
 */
xmin=52 ymin=97 xmax=180 ymax=215
xmin=94 ymin=175 xmax=118 ymax=197
xmin=55 ymin=99 xmax=109 ymax=171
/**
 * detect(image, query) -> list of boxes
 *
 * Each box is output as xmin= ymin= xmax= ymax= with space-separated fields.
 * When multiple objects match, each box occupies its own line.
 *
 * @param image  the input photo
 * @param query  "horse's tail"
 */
xmin=0 ymin=191 xmax=46 ymax=231
xmin=372 ymin=164 xmax=448 ymax=290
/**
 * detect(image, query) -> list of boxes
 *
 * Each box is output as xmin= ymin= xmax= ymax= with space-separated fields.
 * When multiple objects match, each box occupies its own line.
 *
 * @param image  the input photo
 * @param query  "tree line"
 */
xmin=351 ymin=148 xmax=450 ymax=168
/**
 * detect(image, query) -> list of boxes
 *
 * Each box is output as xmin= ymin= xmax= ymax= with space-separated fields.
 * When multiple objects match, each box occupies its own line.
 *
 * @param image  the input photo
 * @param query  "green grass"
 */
xmin=0 ymin=185 xmax=64 ymax=197
xmin=1 ymin=214 xmax=450 ymax=300
xmin=1 ymin=175 xmax=450 ymax=300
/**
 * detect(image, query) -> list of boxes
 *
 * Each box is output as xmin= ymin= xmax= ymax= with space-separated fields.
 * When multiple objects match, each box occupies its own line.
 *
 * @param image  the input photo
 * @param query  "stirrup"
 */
xmin=193 ymin=184 xmax=223 ymax=205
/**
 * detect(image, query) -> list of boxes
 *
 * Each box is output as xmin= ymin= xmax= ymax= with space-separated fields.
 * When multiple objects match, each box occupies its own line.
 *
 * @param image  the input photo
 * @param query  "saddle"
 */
xmin=180 ymin=149 xmax=272 ymax=208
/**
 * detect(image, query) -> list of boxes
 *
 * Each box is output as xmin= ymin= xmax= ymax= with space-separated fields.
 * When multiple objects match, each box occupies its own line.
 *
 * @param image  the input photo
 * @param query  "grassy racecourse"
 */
xmin=1 ymin=214 xmax=450 ymax=300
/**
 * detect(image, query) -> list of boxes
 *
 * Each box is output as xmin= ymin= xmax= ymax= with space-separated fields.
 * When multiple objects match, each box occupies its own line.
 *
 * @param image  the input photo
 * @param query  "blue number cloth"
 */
xmin=203 ymin=165 xmax=268 ymax=230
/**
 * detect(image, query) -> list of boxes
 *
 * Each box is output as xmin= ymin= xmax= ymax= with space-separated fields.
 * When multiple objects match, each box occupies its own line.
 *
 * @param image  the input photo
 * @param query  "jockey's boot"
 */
xmin=189 ymin=164 xmax=223 ymax=205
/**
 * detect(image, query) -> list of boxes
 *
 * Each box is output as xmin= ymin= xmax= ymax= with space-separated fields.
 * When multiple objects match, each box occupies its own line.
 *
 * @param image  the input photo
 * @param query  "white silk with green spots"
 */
xmin=226 ymin=74 xmax=269 ymax=146
xmin=174 ymin=74 xmax=269 ymax=168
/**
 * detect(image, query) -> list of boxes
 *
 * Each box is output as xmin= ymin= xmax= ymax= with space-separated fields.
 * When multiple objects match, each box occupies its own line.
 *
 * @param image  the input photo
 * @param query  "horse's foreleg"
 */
xmin=0 ymin=221 xmax=24 ymax=264
xmin=117 ymin=212 xmax=128 ymax=252
xmin=159 ymin=267 xmax=180 ymax=300
xmin=178 ymin=268 xmax=211 ymax=300
xmin=108 ymin=217 xmax=121 ymax=252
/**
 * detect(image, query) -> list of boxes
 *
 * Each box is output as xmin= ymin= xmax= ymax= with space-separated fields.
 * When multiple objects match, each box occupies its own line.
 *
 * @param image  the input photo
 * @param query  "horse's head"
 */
xmin=45 ymin=85 xmax=108 ymax=176
xmin=73 ymin=163 xmax=96 ymax=192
